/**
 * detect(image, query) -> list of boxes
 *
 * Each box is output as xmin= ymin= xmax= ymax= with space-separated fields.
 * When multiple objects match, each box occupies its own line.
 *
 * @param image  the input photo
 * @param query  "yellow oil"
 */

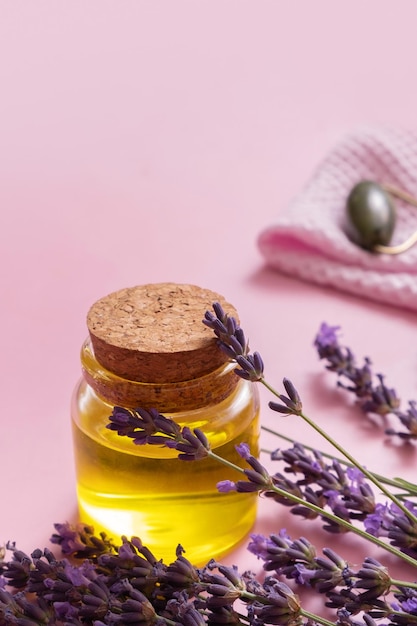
xmin=72 ymin=378 xmax=259 ymax=564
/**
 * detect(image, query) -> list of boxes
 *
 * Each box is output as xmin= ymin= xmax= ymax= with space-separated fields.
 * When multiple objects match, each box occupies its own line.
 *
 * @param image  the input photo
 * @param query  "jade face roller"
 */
xmin=346 ymin=181 xmax=417 ymax=254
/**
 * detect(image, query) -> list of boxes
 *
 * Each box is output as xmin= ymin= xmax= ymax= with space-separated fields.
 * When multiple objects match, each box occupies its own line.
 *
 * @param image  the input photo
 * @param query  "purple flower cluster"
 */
xmin=365 ymin=501 xmax=417 ymax=556
xmin=248 ymin=530 xmax=417 ymax=625
xmin=314 ymin=323 xmax=417 ymax=440
xmin=0 ymin=524 xmax=311 ymax=626
xmin=107 ymin=407 xmax=211 ymax=461
xmin=203 ymin=302 xmax=264 ymax=382
xmin=3 ymin=522 xmax=417 ymax=626
xmin=267 ymin=441 xmax=417 ymax=559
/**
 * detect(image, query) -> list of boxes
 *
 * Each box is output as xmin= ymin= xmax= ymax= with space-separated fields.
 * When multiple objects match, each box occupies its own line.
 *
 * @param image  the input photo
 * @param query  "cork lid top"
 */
xmin=86 ymin=283 xmax=238 ymax=383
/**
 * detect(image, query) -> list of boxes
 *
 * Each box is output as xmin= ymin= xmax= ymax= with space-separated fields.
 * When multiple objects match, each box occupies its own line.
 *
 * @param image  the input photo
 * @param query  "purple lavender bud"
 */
xmin=180 ymin=605 xmax=207 ymax=626
xmin=321 ymin=547 xmax=348 ymax=569
xmin=364 ymin=503 xmax=390 ymax=537
xmin=205 ymin=582 xmax=240 ymax=606
xmin=246 ymin=454 xmax=269 ymax=476
xmin=50 ymin=522 xmax=115 ymax=558
xmin=360 ymin=374 xmax=400 ymax=416
xmin=269 ymin=379 xmax=302 ymax=416
xmin=268 ymin=400 xmax=296 ymax=415
xmin=226 ymin=316 xmax=237 ymax=336
xmin=387 ymin=400 xmax=417 ymax=439
xmin=173 ymin=426 xmax=211 ymax=461
xmin=253 ymin=351 xmax=264 ymax=374
xmin=202 ymin=309 xmax=217 ymax=324
xmin=206 ymin=606 xmax=240 ymax=625
xmin=2 ymin=549 xmax=32 ymax=589
xmin=117 ymin=541 xmax=135 ymax=561
xmin=199 ymin=565 xmax=245 ymax=610
xmin=244 ymin=468 xmax=272 ymax=486
xmin=119 ymin=588 xmax=158 ymax=625
xmin=283 ymin=378 xmax=302 ymax=408
xmin=394 ymin=589 xmax=417 ymax=616
xmin=214 ymin=564 xmax=244 ymax=590
xmin=323 ymin=490 xmax=351 ymax=523
xmin=6 ymin=592 xmax=54 ymax=623
xmin=314 ymin=322 xmax=341 ymax=351
xmin=107 ymin=406 xmax=161 ymax=443
xmin=234 ymin=479 xmax=265 ymax=493
xmin=247 ymin=533 xmax=269 ymax=556
xmin=218 ymin=342 xmax=239 ymax=360
xmin=251 ymin=580 xmax=301 ymax=625
xmin=54 ymin=601 xmax=79 ymax=621
xmin=336 ymin=608 xmax=379 ymax=625
xmin=235 ymin=352 xmax=264 ymax=382
xmin=63 ymin=561 xmax=90 ymax=587
xmin=294 ymin=563 xmax=317 ymax=586
xmin=147 ymin=434 xmax=175 ymax=446
xmin=194 ymin=427 xmax=210 ymax=448
xmin=153 ymin=411 xmax=182 ymax=437
xmin=209 ymin=317 xmax=229 ymax=338
xmin=290 ymin=486 xmax=323 ymax=519
xmin=212 ymin=301 xmax=227 ymax=323
xmin=234 ymin=327 xmax=247 ymax=353
xmin=353 ymin=557 xmax=391 ymax=602
xmin=311 ymin=549 xmax=350 ymax=594
xmin=272 ymin=443 xmax=324 ymax=483
xmin=217 ymin=480 xmax=237 ymax=493
xmin=164 ymin=554 xmax=199 ymax=587
xmin=235 ymin=442 xmax=251 ymax=459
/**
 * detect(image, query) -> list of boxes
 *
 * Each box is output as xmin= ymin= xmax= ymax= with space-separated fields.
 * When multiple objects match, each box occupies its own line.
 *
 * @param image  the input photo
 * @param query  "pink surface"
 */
xmin=2 ymin=0 xmax=417 ymax=582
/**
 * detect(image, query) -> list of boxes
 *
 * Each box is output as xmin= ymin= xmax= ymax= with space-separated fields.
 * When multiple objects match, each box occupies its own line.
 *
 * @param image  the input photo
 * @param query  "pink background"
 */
xmin=2 ymin=0 xmax=417 ymax=577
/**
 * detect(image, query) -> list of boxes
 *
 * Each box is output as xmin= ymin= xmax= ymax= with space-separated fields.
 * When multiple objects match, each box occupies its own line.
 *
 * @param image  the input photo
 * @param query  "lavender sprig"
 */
xmin=314 ymin=322 xmax=417 ymax=440
xmin=0 ymin=530 xmax=346 ymax=626
xmin=202 ymin=304 xmax=417 ymax=542
xmin=267 ymin=384 xmax=417 ymax=546
xmin=108 ymin=407 xmax=211 ymax=461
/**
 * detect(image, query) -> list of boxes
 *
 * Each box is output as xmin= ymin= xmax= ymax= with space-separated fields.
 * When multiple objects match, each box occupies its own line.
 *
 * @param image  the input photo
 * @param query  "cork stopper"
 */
xmin=86 ymin=283 xmax=238 ymax=384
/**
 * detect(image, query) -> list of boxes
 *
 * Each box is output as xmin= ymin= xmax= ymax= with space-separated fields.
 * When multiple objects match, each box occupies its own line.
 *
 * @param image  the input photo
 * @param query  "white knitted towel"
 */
xmin=258 ymin=128 xmax=417 ymax=312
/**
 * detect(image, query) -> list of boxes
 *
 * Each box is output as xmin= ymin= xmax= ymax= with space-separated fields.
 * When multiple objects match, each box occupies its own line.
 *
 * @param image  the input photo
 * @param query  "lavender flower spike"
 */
xmin=203 ymin=302 xmax=264 ymax=381
xmin=314 ymin=322 xmax=417 ymax=439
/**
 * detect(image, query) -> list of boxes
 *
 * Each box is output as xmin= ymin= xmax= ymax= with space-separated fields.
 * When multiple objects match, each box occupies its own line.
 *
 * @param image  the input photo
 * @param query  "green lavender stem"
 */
xmin=261 ymin=378 xmax=417 ymax=530
xmin=260 ymin=425 xmax=417 ymax=499
xmin=207 ymin=449 xmax=417 ymax=571
xmin=301 ymin=407 xmax=417 ymax=525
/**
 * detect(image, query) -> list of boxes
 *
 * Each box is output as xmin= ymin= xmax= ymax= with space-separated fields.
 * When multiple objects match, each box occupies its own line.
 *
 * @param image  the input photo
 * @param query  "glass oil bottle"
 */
xmin=71 ymin=283 xmax=260 ymax=564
